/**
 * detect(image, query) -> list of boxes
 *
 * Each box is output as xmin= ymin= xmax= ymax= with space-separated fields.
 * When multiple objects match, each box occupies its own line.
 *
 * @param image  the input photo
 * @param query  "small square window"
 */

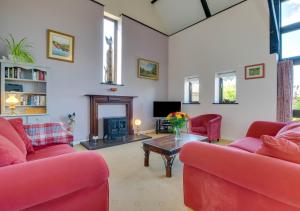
xmin=184 ymin=77 xmax=200 ymax=103
xmin=215 ymin=72 xmax=237 ymax=104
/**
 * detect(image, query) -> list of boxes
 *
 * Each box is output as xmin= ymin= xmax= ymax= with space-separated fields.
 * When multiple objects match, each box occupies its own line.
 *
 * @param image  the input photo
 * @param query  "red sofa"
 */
xmin=0 ymin=121 xmax=109 ymax=211
xmin=180 ymin=121 xmax=300 ymax=211
xmin=189 ymin=114 xmax=222 ymax=142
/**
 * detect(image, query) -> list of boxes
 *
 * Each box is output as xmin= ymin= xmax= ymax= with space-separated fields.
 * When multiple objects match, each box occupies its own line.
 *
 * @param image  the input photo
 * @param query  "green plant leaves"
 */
xmin=1 ymin=34 xmax=35 ymax=63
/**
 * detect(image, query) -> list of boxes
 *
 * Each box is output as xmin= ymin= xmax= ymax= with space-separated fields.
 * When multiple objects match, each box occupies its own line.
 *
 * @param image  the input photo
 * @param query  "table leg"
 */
xmin=164 ymin=155 xmax=176 ymax=177
xmin=144 ymin=148 xmax=150 ymax=167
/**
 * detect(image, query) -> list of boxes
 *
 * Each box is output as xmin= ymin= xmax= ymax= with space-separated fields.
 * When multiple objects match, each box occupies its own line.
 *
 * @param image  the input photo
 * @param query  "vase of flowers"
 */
xmin=166 ymin=112 xmax=189 ymax=140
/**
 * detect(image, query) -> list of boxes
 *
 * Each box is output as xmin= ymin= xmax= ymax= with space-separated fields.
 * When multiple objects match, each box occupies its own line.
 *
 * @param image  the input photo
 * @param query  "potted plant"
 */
xmin=166 ymin=112 xmax=189 ymax=140
xmin=1 ymin=34 xmax=35 ymax=63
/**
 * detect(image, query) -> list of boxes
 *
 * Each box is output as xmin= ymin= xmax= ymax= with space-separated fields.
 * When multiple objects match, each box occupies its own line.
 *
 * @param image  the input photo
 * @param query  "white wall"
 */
xmin=0 ymin=0 xmax=168 ymax=141
xmin=168 ymin=0 xmax=277 ymax=140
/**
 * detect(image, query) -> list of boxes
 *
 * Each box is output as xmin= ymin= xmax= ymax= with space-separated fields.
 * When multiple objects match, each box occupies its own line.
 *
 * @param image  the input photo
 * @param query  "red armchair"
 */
xmin=179 ymin=121 xmax=300 ymax=211
xmin=189 ymin=114 xmax=222 ymax=142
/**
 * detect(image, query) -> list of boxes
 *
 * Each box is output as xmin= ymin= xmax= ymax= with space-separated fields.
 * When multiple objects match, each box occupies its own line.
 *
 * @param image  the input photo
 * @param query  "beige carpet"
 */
xmin=75 ymin=134 xmax=231 ymax=211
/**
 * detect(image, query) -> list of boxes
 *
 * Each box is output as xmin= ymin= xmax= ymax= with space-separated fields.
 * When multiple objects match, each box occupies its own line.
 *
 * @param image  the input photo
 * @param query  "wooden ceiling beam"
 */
xmin=200 ymin=0 xmax=211 ymax=17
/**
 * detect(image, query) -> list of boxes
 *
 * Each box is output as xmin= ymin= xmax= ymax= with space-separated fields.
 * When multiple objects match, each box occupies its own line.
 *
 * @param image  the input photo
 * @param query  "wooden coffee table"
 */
xmin=143 ymin=134 xmax=208 ymax=177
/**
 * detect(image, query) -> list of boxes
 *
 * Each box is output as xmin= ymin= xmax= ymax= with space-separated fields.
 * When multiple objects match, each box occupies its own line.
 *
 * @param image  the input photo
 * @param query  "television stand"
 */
xmin=155 ymin=119 xmax=173 ymax=134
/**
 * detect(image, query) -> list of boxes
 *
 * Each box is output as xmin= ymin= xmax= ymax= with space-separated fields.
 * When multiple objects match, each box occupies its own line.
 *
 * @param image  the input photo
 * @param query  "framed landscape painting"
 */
xmin=137 ymin=58 xmax=159 ymax=80
xmin=47 ymin=29 xmax=74 ymax=63
xmin=245 ymin=63 xmax=265 ymax=80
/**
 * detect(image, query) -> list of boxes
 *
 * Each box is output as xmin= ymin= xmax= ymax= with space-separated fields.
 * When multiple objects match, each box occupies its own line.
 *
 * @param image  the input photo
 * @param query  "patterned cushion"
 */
xmin=24 ymin=123 xmax=73 ymax=146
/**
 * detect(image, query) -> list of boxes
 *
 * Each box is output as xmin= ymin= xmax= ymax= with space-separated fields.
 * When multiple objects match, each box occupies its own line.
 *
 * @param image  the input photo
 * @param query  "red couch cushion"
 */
xmin=8 ymin=118 xmax=34 ymax=153
xmin=276 ymin=122 xmax=300 ymax=144
xmin=257 ymin=135 xmax=300 ymax=164
xmin=0 ymin=118 xmax=27 ymax=155
xmin=27 ymin=144 xmax=75 ymax=161
xmin=229 ymin=137 xmax=263 ymax=153
xmin=277 ymin=121 xmax=300 ymax=135
xmin=0 ymin=135 xmax=26 ymax=167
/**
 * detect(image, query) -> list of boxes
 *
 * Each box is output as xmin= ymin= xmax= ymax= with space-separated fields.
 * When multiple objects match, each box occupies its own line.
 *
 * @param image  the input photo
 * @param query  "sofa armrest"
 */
xmin=180 ymin=142 xmax=300 ymax=209
xmin=206 ymin=117 xmax=222 ymax=139
xmin=246 ymin=121 xmax=286 ymax=138
xmin=0 ymin=152 xmax=109 ymax=211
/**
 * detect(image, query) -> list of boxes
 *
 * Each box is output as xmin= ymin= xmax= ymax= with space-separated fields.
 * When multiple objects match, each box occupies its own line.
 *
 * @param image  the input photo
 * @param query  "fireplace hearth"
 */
xmin=81 ymin=134 xmax=151 ymax=150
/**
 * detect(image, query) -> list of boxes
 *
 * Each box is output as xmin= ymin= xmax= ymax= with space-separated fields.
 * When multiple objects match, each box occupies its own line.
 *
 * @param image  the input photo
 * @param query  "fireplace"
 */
xmin=85 ymin=95 xmax=136 ymax=139
xmin=81 ymin=95 xmax=151 ymax=150
xmin=103 ymin=117 xmax=128 ymax=140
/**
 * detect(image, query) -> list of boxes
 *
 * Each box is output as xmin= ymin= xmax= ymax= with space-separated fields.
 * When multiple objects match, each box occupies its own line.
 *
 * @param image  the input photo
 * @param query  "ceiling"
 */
xmin=152 ymin=0 xmax=246 ymax=35
xmin=95 ymin=0 xmax=247 ymax=35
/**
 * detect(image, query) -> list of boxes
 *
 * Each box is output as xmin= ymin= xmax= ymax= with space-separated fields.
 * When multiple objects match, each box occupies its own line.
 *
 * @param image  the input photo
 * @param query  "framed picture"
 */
xmin=245 ymin=63 xmax=265 ymax=80
xmin=47 ymin=29 xmax=75 ymax=63
xmin=137 ymin=58 xmax=159 ymax=80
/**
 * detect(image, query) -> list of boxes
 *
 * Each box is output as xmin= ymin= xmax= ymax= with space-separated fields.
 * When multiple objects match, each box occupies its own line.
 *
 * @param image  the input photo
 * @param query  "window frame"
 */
xmin=280 ymin=0 xmax=300 ymax=64
xmin=103 ymin=16 xmax=119 ymax=83
xmin=215 ymin=71 xmax=237 ymax=104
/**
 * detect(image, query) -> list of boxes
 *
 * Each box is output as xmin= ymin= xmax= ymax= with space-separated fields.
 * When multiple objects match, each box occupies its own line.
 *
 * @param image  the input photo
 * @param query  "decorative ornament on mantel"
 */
xmin=109 ymin=87 xmax=118 ymax=92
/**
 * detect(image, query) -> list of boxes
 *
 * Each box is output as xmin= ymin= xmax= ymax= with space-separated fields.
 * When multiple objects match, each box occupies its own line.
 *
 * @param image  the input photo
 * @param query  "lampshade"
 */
xmin=6 ymin=94 xmax=19 ymax=104
xmin=134 ymin=119 xmax=142 ymax=126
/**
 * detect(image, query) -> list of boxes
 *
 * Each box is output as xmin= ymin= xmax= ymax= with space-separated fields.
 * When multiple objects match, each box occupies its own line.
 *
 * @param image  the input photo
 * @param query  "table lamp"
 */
xmin=134 ymin=118 xmax=142 ymax=135
xmin=6 ymin=94 xmax=19 ymax=115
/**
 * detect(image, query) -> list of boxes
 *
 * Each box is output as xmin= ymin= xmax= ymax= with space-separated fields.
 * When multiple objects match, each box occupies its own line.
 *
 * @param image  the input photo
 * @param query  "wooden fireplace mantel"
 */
xmin=86 ymin=95 xmax=137 ymax=139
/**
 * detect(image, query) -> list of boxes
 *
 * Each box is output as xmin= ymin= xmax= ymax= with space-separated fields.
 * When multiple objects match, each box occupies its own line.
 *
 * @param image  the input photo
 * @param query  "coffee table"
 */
xmin=143 ymin=134 xmax=208 ymax=177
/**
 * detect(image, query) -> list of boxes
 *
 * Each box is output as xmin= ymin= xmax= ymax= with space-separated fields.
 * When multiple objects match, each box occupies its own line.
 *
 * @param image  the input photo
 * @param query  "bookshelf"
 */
xmin=0 ymin=60 xmax=48 ymax=116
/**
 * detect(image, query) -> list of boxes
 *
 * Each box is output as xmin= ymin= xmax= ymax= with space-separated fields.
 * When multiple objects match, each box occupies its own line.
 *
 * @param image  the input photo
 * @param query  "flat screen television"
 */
xmin=153 ymin=101 xmax=181 ymax=117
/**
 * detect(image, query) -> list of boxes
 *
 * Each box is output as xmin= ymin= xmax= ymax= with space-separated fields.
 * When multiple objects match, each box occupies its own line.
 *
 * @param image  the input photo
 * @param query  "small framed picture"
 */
xmin=137 ymin=58 xmax=159 ymax=80
xmin=245 ymin=63 xmax=265 ymax=80
xmin=47 ymin=29 xmax=75 ymax=63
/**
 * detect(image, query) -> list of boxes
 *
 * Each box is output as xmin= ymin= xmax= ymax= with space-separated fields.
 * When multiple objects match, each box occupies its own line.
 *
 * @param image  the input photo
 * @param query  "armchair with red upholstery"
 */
xmin=189 ymin=114 xmax=222 ymax=142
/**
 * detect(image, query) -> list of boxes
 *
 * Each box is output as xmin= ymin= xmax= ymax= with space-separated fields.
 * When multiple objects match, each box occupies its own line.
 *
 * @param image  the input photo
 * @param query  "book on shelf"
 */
xmin=21 ymin=95 xmax=46 ymax=106
xmin=5 ymin=67 xmax=24 ymax=79
xmin=4 ymin=67 xmax=46 ymax=81
xmin=33 ymin=69 xmax=46 ymax=81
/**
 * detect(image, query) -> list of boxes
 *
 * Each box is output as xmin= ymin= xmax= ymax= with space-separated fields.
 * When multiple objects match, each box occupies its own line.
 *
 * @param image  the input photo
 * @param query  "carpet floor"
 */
xmin=75 ymin=134 xmax=231 ymax=211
